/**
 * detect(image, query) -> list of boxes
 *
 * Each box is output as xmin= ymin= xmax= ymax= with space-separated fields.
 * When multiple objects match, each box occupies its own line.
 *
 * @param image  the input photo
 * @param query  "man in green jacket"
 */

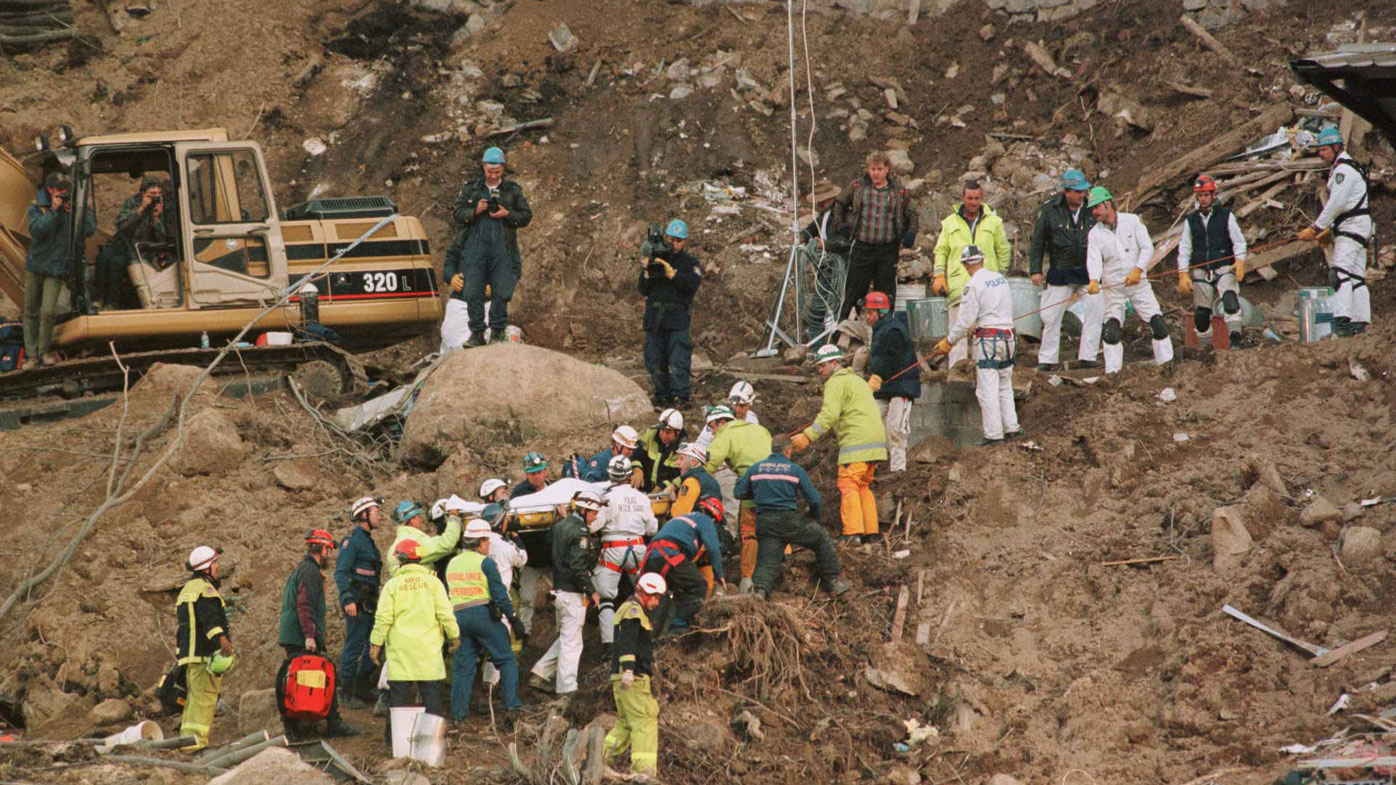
xmin=386 ymin=499 xmax=464 ymax=577
xmin=23 ymin=173 xmax=95 ymax=368
xmin=369 ymin=539 xmax=460 ymax=747
xmin=277 ymin=530 xmax=358 ymax=739
xmin=703 ymin=405 xmax=772 ymax=592
xmin=931 ymin=180 xmax=1012 ymax=369
xmin=792 ymin=345 xmax=888 ymax=543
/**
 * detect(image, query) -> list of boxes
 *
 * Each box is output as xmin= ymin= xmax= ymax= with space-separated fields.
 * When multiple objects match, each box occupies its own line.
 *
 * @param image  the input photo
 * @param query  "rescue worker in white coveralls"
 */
xmin=1299 ymin=125 xmax=1374 ymax=336
xmin=1177 ymin=174 xmax=1247 ymax=346
xmin=529 ymin=490 xmax=605 ymax=697
xmin=931 ymin=246 xmax=1022 ymax=445
xmin=1085 ymin=186 xmax=1174 ymax=373
xmin=595 ymin=455 xmax=659 ymax=654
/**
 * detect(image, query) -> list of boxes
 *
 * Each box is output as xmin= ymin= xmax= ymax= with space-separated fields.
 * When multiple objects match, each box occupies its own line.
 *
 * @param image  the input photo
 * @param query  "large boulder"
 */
xmin=400 ymin=344 xmax=652 ymax=466
xmin=88 ymin=697 xmax=133 ymax=726
xmin=207 ymin=747 xmax=336 ymax=785
xmin=236 ymin=688 xmax=283 ymax=736
xmin=1341 ymin=526 xmax=1383 ymax=565
xmin=172 ymin=409 xmax=248 ymax=477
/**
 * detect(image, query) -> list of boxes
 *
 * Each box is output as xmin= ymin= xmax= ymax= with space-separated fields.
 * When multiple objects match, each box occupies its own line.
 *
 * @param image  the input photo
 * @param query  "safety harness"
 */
xmin=600 ymin=537 xmax=645 ymax=575
xmin=973 ymin=327 xmax=1015 ymax=370
xmin=642 ymin=539 xmax=687 ymax=578
xmin=1331 ymin=159 xmax=1373 ymax=247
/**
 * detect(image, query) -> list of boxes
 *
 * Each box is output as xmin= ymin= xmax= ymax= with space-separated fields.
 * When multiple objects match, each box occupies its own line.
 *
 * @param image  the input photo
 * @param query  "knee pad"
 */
xmin=1102 ymin=318 xmax=1122 ymax=345
xmin=1193 ymin=308 xmax=1212 ymax=333
xmin=1149 ymin=314 xmax=1169 ymax=340
xmin=1221 ymin=291 xmax=1240 ymax=314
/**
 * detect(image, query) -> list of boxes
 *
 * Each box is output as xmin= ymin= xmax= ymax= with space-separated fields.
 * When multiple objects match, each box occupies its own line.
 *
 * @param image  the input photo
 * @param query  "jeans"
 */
xmin=750 ymin=509 xmax=841 ymax=594
xmin=840 ymin=241 xmax=899 ymax=324
xmin=451 ymin=606 xmax=520 ymax=717
xmin=643 ymin=328 xmax=692 ymax=401
xmin=23 ymin=271 xmax=63 ymax=359
xmin=339 ymin=608 xmax=375 ymax=693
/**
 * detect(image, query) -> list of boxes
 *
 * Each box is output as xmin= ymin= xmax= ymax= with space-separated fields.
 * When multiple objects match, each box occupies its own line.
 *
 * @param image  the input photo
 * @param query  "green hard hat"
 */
xmin=1086 ymin=185 xmax=1114 ymax=209
xmin=208 ymin=652 xmax=237 ymax=675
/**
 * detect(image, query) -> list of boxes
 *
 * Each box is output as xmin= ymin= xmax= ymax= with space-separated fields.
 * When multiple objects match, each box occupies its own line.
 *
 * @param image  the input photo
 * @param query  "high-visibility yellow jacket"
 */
xmin=802 ymin=367 xmax=888 ymax=465
xmin=932 ymin=203 xmax=1011 ymax=305
xmin=703 ymin=420 xmax=772 ymax=480
xmin=385 ymin=517 xmax=462 ymax=577
xmin=369 ymin=564 xmax=459 ymax=681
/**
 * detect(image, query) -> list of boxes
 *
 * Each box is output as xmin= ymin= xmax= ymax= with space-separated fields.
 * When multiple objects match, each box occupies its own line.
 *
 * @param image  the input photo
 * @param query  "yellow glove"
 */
xmin=932 ymin=338 xmax=952 ymax=356
xmin=1232 ymin=259 xmax=1245 ymax=281
xmin=791 ymin=433 xmax=811 ymax=452
xmin=1124 ymin=268 xmax=1142 ymax=286
xmin=484 ymin=284 xmax=492 ymax=297
xmin=369 ymin=645 xmax=382 ymax=666
xmin=931 ymin=274 xmax=948 ymax=296
xmin=1087 ymin=280 xmax=1100 ymax=295
xmin=659 ymin=260 xmax=676 ymax=279
xmin=867 ymin=374 xmax=882 ymax=392
xmin=1177 ymin=273 xmax=1193 ymax=297
xmin=1296 ymin=227 xmax=1318 ymax=243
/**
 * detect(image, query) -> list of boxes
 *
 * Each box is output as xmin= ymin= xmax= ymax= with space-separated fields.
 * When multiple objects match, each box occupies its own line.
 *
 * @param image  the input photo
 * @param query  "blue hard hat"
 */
xmin=1060 ymin=168 xmax=1090 ymax=191
xmin=1315 ymin=126 xmax=1343 ymax=147
xmin=665 ymin=219 xmax=689 ymax=240
xmin=482 ymin=147 xmax=506 ymax=164
xmin=393 ymin=500 xmax=425 ymax=523
xmin=482 ymin=503 xmax=506 ymax=526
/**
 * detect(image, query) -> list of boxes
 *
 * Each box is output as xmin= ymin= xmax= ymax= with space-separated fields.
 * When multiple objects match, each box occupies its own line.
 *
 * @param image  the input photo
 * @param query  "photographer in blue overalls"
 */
xmin=638 ymin=220 xmax=702 ymax=408
xmin=448 ymin=147 xmax=533 ymax=345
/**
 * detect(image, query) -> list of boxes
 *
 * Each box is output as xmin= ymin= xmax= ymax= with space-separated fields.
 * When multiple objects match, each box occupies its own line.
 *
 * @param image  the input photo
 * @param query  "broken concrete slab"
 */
xmin=865 ymin=642 xmax=936 ymax=697
xmin=1300 ymin=495 xmax=1343 ymax=528
xmin=1211 ymin=505 xmax=1252 ymax=572
xmin=207 ymin=747 xmax=336 ymax=785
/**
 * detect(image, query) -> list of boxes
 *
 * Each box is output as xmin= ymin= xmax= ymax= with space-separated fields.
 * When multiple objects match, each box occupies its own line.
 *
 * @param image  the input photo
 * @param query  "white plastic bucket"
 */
xmin=906 ymin=297 xmax=948 ymax=341
xmin=1007 ymin=277 xmax=1043 ymax=341
xmin=390 ymin=706 xmax=425 ymax=759
xmin=99 ymin=720 xmax=163 ymax=750
xmin=410 ymin=712 xmax=446 ymax=767
xmin=894 ymin=283 xmax=926 ymax=312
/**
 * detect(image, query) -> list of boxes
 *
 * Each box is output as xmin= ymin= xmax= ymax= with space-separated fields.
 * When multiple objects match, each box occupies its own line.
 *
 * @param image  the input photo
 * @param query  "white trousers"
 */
xmin=592 ymin=544 xmax=644 ymax=644
xmin=1331 ymin=237 xmax=1371 ymax=323
xmin=714 ymin=467 xmax=739 ymax=532
xmin=515 ymin=565 xmax=545 ymax=634
xmin=1038 ymin=284 xmax=1101 ymax=364
xmin=1102 ymin=281 xmax=1173 ymax=373
xmin=1191 ymin=270 xmax=1241 ymax=334
xmin=973 ymin=335 xmax=1019 ymax=441
xmin=530 ymin=590 xmax=587 ymax=694
xmin=876 ymin=397 xmax=913 ymax=472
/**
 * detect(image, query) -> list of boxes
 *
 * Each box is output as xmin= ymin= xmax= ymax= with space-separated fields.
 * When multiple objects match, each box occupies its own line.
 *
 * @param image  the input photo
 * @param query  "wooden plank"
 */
xmin=1179 ymin=14 xmax=1241 ymax=67
xmin=1129 ymin=103 xmax=1293 ymax=207
xmin=915 ymin=622 xmax=931 ymax=646
xmin=1312 ymin=630 xmax=1388 ymax=668
xmin=1100 ymin=555 xmax=1179 ymax=567
xmin=1234 ymin=179 xmax=1293 ymax=219
xmin=1223 ymin=604 xmax=1330 ymax=657
xmin=1299 ymin=757 xmax=1396 ymax=769
xmin=1241 ymin=240 xmax=1313 ymax=274
xmin=889 ymin=585 xmax=910 ymax=643
xmin=1167 ymin=80 xmax=1213 ymax=99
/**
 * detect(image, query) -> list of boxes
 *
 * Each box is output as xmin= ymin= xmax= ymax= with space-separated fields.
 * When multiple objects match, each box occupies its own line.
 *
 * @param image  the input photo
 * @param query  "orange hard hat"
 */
xmin=862 ymin=291 xmax=892 ymax=312
xmin=305 ymin=529 xmax=336 ymax=549
xmin=394 ymin=538 xmax=424 ymax=563
xmin=1192 ymin=175 xmax=1217 ymax=194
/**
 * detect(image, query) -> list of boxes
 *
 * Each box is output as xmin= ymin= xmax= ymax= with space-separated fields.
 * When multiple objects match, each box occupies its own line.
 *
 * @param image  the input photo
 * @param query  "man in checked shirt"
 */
xmin=832 ymin=151 xmax=919 ymax=325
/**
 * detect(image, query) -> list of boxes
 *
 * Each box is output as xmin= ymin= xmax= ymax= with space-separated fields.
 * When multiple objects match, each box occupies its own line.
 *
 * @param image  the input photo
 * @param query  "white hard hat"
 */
xmin=430 ymin=498 xmax=450 ymax=521
xmin=463 ymin=519 xmax=493 ymax=540
xmin=658 ymin=408 xmax=684 ymax=430
xmin=571 ymin=489 xmax=606 ymax=512
xmin=188 ymin=545 xmax=220 ymax=572
xmin=612 ymin=425 xmax=640 ymax=450
xmin=677 ymin=441 xmax=708 ymax=463
xmin=705 ymin=404 xmax=735 ymax=424
xmin=607 ymin=455 xmax=633 ymax=481
xmin=727 ymin=380 xmax=756 ymax=405
xmin=351 ymin=496 xmax=381 ymax=519
xmin=960 ymin=244 xmax=986 ymax=265
xmin=814 ymin=344 xmax=844 ymax=365
xmin=479 ymin=478 xmax=506 ymax=499
xmin=637 ymin=572 xmax=668 ymax=595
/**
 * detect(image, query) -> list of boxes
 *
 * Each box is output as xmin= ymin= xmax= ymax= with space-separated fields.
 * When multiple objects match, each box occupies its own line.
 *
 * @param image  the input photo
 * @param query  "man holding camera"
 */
xmin=448 ymin=147 xmax=533 ymax=346
xmin=23 ymin=172 xmax=95 ymax=369
xmin=638 ymin=220 xmax=702 ymax=409
xmin=99 ymin=177 xmax=174 ymax=309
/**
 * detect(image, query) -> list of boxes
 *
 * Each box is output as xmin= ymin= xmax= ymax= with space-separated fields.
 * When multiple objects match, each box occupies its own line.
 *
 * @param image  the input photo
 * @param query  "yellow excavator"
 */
xmin=0 ymin=127 xmax=443 ymax=400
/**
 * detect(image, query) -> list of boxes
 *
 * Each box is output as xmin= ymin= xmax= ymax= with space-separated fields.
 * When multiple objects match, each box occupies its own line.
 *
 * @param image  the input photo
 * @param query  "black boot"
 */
xmin=327 ymin=714 xmax=361 ymax=737
xmin=1351 ymin=322 xmax=1369 ymax=335
xmin=1333 ymin=316 xmax=1353 ymax=337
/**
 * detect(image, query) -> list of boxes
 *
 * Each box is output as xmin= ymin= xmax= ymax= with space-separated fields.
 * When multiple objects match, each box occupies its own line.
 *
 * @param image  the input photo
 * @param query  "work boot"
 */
xmin=527 ymin=674 xmax=554 ymax=693
xmin=326 ymin=717 xmax=361 ymax=737
xmin=491 ymin=331 xmax=510 ymax=343
xmin=978 ymin=437 xmax=1005 ymax=447
xmin=372 ymin=691 xmax=389 ymax=717
xmin=860 ymin=534 xmax=880 ymax=545
xmin=836 ymin=535 xmax=860 ymax=545
xmin=466 ymin=333 xmax=487 ymax=347
xmin=827 ymin=579 xmax=852 ymax=597
xmin=1035 ymin=362 xmax=1058 ymax=372
xmin=1352 ymin=322 xmax=1369 ymax=335
xmin=754 ymin=588 xmax=768 ymax=600
xmin=340 ymin=688 xmax=367 ymax=711
xmin=737 ymin=577 xmax=754 ymax=594
xmin=1076 ymin=359 xmax=1102 ymax=369
xmin=1005 ymin=429 xmax=1026 ymax=441
xmin=19 ymin=358 xmax=36 ymax=371
xmin=1333 ymin=316 xmax=1353 ymax=337
xmin=1229 ymin=330 xmax=1243 ymax=347
xmin=41 ymin=352 xmax=59 ymax=366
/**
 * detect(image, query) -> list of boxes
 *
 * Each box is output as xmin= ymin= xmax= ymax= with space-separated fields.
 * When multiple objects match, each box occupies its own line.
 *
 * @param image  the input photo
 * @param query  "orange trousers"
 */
xmin=738 ymin=503 xmax=757 ymax=579
xmin=836 ymin=462 xmax=878 ymax=536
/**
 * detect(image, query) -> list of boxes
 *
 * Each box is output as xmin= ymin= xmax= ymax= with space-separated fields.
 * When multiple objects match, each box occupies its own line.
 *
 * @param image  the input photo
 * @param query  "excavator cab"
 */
xmin=1291 ymin=43 xmax=1396 ymax=148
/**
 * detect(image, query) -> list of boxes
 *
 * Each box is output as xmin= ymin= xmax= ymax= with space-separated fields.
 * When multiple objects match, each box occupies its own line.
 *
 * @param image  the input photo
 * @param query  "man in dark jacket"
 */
xmin=799 ymin=178 xmax=851 ymax=340
xmin=98 ymin=176 xmax=174 ymax=309
xmin=1028 ymin=169 xmax=1101 ymax=371
xmin=449 ymin=147 xmax=533 ymax=345
xmin=528 ymin=490 xmax=604 ymax=697
xmin=23 ymin=172 xmax=95 ymax=368
xmin=832 ymin=152 xmax=918 ymax=325
xmin=278 ymin=530 xmax=358 ymax=739
xmin=638 ymin=219 xmax=702 ymax=408
xmin=863 ymin=292 xmax=920 ymax=473
xmin=642 ymin=498 xmax=727 ymax=634
xmin=334 ymin=496 xmax=383 ymax=709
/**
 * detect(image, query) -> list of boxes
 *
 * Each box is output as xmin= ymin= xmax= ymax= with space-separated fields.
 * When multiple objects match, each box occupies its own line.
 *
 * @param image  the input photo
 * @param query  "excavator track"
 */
xmin=0 ymin=341 xmax=369 ymax=402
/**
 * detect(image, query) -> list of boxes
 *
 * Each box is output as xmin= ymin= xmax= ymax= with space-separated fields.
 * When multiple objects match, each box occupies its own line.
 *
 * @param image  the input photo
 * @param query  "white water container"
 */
xmin=894 ymin=283 xmax=926 ymax=312
xmin=1007 ymin=277 xmax=1043 ymax=341
xmin=1298 ymin=287 xmax=1335 ymax=342
xmin=390 ymin=706 xmax=425 ymax=759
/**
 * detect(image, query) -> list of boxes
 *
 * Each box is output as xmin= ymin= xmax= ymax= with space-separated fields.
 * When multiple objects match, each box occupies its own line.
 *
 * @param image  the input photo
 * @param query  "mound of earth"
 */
xmin=399 ymin=343 xmax=652 ymax=467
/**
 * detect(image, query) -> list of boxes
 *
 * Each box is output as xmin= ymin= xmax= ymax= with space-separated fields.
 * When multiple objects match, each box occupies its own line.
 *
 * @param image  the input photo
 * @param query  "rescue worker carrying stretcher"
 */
xmin=595 ymin=456 xmax=659 ymax=651
xmin=642 ymin=497 xmax=728 ymax=635
xmin=530 ymin=490 xmax=605 ymax=697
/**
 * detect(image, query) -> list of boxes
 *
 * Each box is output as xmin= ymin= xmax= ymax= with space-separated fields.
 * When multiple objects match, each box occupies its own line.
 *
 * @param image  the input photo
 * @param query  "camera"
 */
xmin=487 ymin=193 xmax=500 ymax=214
xmin=641 ymin=223 xmax=672 ymax=260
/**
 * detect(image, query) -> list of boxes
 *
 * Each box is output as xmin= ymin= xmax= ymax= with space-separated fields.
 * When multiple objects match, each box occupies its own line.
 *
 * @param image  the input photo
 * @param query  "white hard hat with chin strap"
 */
xmin=188 ymin=545 xmax=220 ymax=572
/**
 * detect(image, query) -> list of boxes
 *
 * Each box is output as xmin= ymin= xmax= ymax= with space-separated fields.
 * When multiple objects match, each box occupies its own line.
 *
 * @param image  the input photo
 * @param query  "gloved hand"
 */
xmin=715 ymin=580 xmax=727 ymax=595
xmin=932 ymin=338 xmax=952 ymax=356
xmin=620 ymin=671 xmax=635 ymax=689
xmin=658 ymin=259 xmax=676 ymax=279
xmin=1297 ymin=226 xmax=1318 ymax=242
xmin=445 ymin=494 xmax=470 ymax=514
xmin=507 ymin=615 xmax=524 ymax=635
xmin=790 ymin=433 xmax=811 ymax=452
xmin=1177 ymin=273 xmax=1193 ymax=297
xmin=1087 ymin=280 xmax=1100 ymax=295
xmin=305 ymin=637 xmax=317 ymax=652
xmin=867 ymin=374 xmax=883 ymax=392
xmin=219 ymin=636 xmax=233 ymax=657
xmin=450 ymin=273 xmax=464 ymax=293
xmin=931 ymin=274 xmax=948 ymax=296
xmin=1232 ymin=259 xmax=1246 ymax=281
xmin=1124 ymin=268 xmax=1142 ymax=286
xmin=901 ymin=230 xmax=916 ymax=249
xmin=369 ymin=645 xmax=382 ymax=666
xmin=485 ymin=284 xmax=492 ymax=297
xmin=445 ymin=638 xmax=459 ymax=655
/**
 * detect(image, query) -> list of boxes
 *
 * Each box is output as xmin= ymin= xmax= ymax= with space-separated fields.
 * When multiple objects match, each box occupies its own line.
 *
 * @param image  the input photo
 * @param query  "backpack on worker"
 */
xmin=277 ymin=652 xmax=337 ymax=721
xmin=154 ymin=662 xmax=188 ymax=715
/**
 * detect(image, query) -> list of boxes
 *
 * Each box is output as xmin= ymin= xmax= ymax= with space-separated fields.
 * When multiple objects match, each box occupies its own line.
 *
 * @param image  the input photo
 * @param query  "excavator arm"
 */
xmin=0 ymin=145 xmax=34 ymax=307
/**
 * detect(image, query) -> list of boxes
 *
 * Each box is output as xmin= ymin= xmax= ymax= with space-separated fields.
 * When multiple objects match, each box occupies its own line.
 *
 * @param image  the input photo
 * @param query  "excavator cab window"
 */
xmin=186 ymin=150 xmax=271 ymax=278
xmin=86 ymin=146 xmax=182 ymax=311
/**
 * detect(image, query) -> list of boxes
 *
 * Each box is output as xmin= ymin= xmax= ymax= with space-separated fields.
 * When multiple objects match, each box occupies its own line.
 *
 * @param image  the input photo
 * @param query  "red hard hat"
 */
xmin=394 ymin=538 xmax=423 ymax=563
xmin=697 ymin=497 xmax=725 ymax=521
xmin=305 ymin=529 xmax=336 ymax=549
xmin=1192 ymin=175 xmax=1217 ymax=194
xmin=862 ymin=291 xmax=892 ymax=312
